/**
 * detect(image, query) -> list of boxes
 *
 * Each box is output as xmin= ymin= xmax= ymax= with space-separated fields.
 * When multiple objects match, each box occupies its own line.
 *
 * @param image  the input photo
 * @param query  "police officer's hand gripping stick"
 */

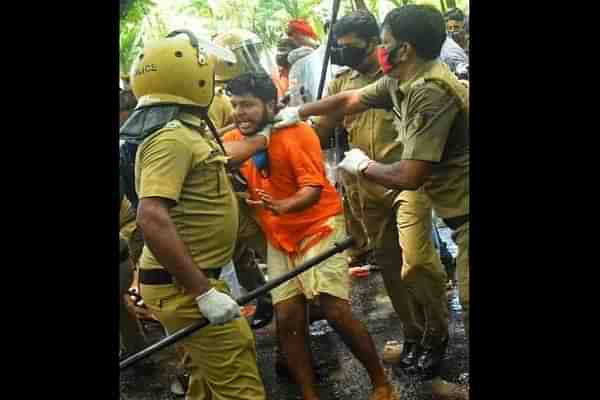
xmin=120 ymin=236 xmax=356 ymax=370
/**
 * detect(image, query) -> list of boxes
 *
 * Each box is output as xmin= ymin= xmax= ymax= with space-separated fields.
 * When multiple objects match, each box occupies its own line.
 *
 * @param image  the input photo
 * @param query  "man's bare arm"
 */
xmin=223 ymin=135 xmax=268 ymax=167
xmin=137 ymin=197 xmax=211 ymax=298
xmin=362 ymin=159 xmax=433 ymax=191
xmin=249 ymin=186 xmax=322 ymax=215
xmin=218 ymin=123 xmax=236 ymax=137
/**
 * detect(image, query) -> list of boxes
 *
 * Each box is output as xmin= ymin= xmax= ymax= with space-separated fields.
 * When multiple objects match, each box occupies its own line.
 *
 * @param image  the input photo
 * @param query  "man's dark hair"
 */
xmin=382 ymin=5 xmax=446 ymax=61
xmin=333 ymin=10 xmax=380 ymax=43
xmin=444 ymin=8 xmax=465 ymax=22
xmin=226 ymin=73 xmax=278 ymax=105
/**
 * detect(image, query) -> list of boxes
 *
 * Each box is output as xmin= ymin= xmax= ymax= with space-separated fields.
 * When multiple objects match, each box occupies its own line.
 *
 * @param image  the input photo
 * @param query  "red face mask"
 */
xmin=377 ymin=46 xmax=396 ymax=74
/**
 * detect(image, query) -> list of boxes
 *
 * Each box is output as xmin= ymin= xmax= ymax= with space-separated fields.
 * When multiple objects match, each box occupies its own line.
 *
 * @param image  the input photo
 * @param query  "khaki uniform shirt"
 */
xmin=314 ymin=68 xmax=403 ymax=207
xmin=135 ymin=113 xmax=239 ymax=270
xmin=359 ymin=60 xmax=469 ymax=219
xmin=208 ymin=89 xmax=235 ymax=130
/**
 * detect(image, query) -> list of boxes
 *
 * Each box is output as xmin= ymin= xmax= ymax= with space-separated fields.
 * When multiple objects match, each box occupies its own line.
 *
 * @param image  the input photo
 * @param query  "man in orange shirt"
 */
xmin=223 ymin=73 xmax=397 ymax=400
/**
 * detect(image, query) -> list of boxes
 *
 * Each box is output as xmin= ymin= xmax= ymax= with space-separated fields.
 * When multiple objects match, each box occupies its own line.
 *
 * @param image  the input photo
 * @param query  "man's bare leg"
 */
xmin=319 ymin=293 xmax=388 ymax=390
xmin=275 ymin=295 xmax=320 ymax=400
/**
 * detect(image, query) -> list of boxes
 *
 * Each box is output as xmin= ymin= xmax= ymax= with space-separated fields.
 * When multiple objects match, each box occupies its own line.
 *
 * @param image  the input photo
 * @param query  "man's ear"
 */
xmin=397 ymin=42 xmax=411 ymax=63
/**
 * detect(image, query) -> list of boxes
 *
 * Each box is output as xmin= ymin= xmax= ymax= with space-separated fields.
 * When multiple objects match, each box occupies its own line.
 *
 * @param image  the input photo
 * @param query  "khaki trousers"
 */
xmin=361 ymin=190 xmax=449 ymax=347
xmin=340 ymin=171 xmax=371 ymax=261
xmin=141 ymin=279 xmax=266 ymax=400
xmin=452 ymin=221 xmax=469 ymax=337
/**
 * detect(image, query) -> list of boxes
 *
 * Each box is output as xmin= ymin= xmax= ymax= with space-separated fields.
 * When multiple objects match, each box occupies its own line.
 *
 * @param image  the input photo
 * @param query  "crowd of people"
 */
xmin=119 ymin=4 xmax=469 ymax=400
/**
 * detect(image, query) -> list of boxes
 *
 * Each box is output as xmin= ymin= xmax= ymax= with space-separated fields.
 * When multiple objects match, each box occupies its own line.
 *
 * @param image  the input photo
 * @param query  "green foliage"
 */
xmin=181 ymin=0 xmax=325 ymax=48
xmin=120 ymin=22 xmax=143 ymax=73
xmin=119 ymin=0 xmax=470 ymax=64
xmin=184 ymin=0 xmax=213 ymax=18
xmin=254 ymin=0 xmax=287 ymax=47
xmin=119 ymin=0 xmax=163 ymax=75
xmin=120 ymin=0 xmax=155 ymax=26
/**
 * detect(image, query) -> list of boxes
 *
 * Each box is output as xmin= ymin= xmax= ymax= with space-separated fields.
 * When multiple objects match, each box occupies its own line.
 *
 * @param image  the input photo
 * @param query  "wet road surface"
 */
xmin=120 ymin=227 xmax=468 ymax=399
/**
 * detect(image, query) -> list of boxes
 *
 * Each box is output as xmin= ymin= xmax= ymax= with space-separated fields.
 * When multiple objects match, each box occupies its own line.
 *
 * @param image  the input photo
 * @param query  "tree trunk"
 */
xmin=353 ymin=0 xmax=369 ymax=11
xmin=439 ymin=0 xmax=447 ymax=13
xmin=446 ymin=0 xmax=457 ymax=9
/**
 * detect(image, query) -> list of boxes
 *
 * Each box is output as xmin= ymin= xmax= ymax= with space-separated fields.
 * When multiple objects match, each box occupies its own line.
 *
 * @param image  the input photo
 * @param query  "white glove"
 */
xmin=255 ymin=124 xmax=273 ymax=146
xmin=337 ymin=149 xmax=374 ymax=176
xmin=195 ymin=287 xmax=241 ymax=325
xmin=273 ymin=106 xmax=301 ymax=129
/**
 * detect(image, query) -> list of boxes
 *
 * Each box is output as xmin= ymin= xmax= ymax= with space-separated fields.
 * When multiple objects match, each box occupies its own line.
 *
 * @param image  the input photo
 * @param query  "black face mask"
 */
xmin=450 ymin=30 xmax=466 ymax=43
xmin=331 ymin=45 xmax=369 ymax=69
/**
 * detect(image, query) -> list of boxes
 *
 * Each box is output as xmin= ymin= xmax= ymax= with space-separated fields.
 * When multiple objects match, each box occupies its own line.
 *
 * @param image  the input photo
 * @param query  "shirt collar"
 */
xmin=397 ymin=59 xmax=440 ymax=95
xmin=350 ymin=67 xmax=383 ymax=80
xmin=178 ymin=112 xmax=205 ymax=129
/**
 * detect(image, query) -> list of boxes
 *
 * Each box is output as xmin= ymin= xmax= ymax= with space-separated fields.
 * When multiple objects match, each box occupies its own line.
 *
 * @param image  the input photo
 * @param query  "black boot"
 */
xmin=250 ymin=294 xmax=274 ymax=330
xmin=392 ymin=340 xmax=419 ymax=376
xmin=416 ymin=337 xmax=448 ymax=373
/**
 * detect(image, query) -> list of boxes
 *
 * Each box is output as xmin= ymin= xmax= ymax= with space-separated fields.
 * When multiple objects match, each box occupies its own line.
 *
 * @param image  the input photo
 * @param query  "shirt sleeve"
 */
xmin=400 ymin=83 xmax=461 ymax=163
xmin=286 ymin=125 xmax=328 ymax=188
xmin=358 ymin=76 xmax=394 ymax=109
xmin=137 ymin=135 xmax=193 ymax=202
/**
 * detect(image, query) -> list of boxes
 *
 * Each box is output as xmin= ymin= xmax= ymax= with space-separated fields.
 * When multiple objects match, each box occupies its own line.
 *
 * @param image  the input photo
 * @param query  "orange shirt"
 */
xmin=224 ymin=123 xmax=342 ymax=256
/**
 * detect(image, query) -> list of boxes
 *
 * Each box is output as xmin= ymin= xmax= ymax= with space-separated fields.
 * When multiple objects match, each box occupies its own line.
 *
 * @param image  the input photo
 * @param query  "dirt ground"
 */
xmin=120 ymin=228 xmax=468 ymax=400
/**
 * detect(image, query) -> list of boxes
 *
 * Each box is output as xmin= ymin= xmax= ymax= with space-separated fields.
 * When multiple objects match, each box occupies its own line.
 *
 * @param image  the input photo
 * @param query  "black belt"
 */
xmin=442 ymin=214 xmax=469 ymax=231
xmin=139 ymin=268 xmax=222 ymax=285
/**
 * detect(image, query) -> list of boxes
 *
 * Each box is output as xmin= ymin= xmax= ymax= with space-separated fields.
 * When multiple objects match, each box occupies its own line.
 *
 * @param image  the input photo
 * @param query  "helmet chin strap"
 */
xmin=199 ymin=109 xmax=228 ymax=156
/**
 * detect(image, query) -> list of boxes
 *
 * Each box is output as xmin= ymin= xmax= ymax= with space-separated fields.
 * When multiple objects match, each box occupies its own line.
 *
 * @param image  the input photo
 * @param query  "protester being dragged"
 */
xmin=223 ymin=72 xmax=398 ymax=400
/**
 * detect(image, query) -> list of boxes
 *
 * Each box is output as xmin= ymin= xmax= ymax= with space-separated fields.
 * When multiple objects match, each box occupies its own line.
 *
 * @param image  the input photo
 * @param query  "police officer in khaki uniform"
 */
xmin=209 ymin=87 xmax=235 ymax=130
xmin=275 ymin=5 xmax=469 ymax=382
xmin=311 ymin=10 xmax=449 ymax=373
xmin=122 ymin=30 xmax=266 ymax=400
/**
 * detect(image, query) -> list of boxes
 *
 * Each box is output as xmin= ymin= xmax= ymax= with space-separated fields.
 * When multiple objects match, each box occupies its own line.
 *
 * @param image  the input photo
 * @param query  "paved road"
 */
xmin=120 ymin=228 xmax=468 ymax=399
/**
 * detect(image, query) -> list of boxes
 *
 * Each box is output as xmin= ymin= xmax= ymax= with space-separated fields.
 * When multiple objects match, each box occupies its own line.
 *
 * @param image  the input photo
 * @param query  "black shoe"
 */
xmin=250 ymin=295 xmax=274 ymax=330
xmin=398 ymin=341 xmax=419 ymax=368
xmin=416 ymin=338 xmax=448 ymax=373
